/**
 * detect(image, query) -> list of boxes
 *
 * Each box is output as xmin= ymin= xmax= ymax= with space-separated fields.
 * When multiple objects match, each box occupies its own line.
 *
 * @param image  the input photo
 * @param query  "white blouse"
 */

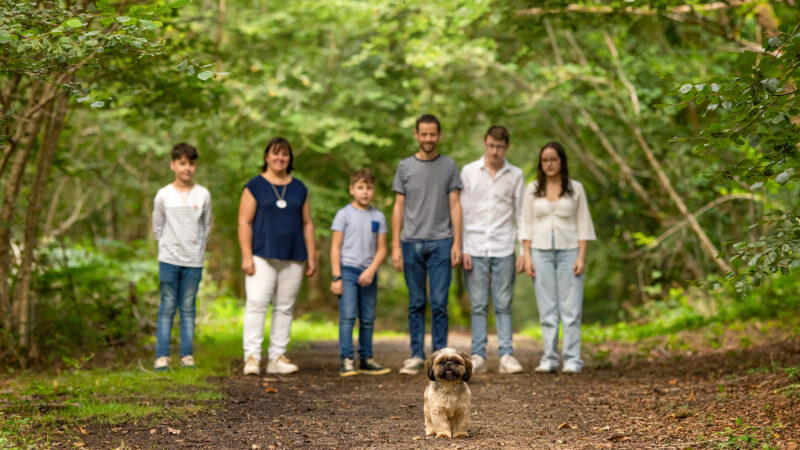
xmin=520 ymin=179 xmax=596 ymax=250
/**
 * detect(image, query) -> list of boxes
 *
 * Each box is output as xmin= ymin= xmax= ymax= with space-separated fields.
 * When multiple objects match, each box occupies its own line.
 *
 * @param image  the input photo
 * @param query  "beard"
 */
xmin=420 ymin=142 xmax=437 ymax=153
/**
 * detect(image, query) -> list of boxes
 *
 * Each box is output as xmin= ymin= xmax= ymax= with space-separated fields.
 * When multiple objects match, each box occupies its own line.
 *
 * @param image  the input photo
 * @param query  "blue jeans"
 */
xmin=156 ymin=262 xmax=203 ymax=358
xmin=338 ymin=266 xmax=378 ymax=360
xmin=402 ymin=238 xmax=452 ymax=359
xmin=530 ymin=247 xmax=583 ymax=370
xmin=464 ymin=255 xmax=516 ymax=358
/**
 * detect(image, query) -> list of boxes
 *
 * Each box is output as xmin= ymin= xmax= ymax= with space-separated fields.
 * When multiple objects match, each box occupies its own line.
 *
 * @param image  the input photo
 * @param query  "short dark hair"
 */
xmin=415 ymin=114 xmax=441 ymax=133
xmin=171 ymin=143 xmax=198 ymax=161
xmin=261 ymin=137 xmax=295 ymax=174
xmin=484 ymin=125 xmax=509 ymax=144
xmin=350 ymin=168 xmax=375 ymax=186
xmin=535 ymin=141 xmax=573 ymax=198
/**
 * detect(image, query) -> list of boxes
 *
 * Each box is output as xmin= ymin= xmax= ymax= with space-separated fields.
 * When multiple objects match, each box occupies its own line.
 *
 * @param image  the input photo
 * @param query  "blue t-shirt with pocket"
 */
xmin=331 ymin=204 xmax=387 ymax=269
xmin=245 ymin=175 xmax=308 ymax=262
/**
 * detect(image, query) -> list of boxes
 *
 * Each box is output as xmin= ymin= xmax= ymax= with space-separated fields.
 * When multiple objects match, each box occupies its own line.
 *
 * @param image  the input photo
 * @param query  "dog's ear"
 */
xmin=461 ymin=351 xmax=472 ymax=382
xmin=427 ymin=350 xmax=439 ymax=381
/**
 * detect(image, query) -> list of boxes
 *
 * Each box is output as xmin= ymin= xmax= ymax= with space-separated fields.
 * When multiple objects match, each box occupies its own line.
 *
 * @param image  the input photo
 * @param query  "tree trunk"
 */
xmin=12 ymin=90 xmax=69 ymax=360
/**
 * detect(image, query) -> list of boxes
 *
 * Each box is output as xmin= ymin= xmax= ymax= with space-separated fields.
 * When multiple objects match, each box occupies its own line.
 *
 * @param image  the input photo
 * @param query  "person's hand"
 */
xmin=391 ymin=245 xmax=403 ymax=271
xmin=462 ymin=253 xmax=472 ymax=271
xmin=358 ymin=269 xmax=375 ymax=286
xmin=515 ymin=254 xmax=526 ymax=273
xmin=524 ymin=256 xmax=536 ymax=278
xmin=573 ymin=257 xmax=585 ymax=276
xmin=305 ymin=259 xmax=317 ymax=277
xmin=242 ymin=257 xmax=255 ymax=276
xmin=330 ymin=280 xmax=343 ymax=295
xmin=451 ymin=244 xmax=462 ymax=267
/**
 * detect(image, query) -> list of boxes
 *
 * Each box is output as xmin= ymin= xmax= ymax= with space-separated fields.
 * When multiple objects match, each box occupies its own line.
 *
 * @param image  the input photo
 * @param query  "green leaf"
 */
xmin=177 ymin=59 xmax=188 ymax=70
xmin=90 ymin=101 xmax=105 ymax=108
xmin=679 ymin=84 xmax=692 ymax=94
xmin=215 ymin=71 xmax=231 ymax=77
xmin=748 ymin=134 xmax=761 ymax=148
xmin=775 ymin=168 xmax=794 ymax=185
xmin=749 ymin=181 xmax=764 ymax=190
xmin=169 ymin=0 xmax=189 ymax=8
xmin=116 ymin=16 xmax=132 ymax=23
xmin=64 ymin=18 xmax=83 ymax=28
xmin=710 ymin=83 xmax=721 ymax=93
xmin=0 ymin=29 xmax=14 ymax=44
xmin=197 ymin=71 xmax=213 ymax=81
xmin=762 ymin=78 xmax=779 ymax=93
xmin=76 ymin=96 xmax=91 ymax=103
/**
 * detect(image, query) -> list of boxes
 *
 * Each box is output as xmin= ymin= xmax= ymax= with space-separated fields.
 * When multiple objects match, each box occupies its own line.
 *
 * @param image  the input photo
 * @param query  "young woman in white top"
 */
xmin=520 ymin=141 xmax=596 ymax=374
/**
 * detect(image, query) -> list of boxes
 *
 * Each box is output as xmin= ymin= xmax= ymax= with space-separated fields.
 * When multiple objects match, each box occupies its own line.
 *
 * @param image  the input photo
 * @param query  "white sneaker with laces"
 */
xmin=267 ymin=354 xmax=299 ymax=374
xmin=471 ymin=354 xmax=487 ymax=374
xmin=180 ymin=355 xmax=196 ymax=369
xmin=561 ymin=366 xmax=581 ymax=374
xmin=398 ymin=357 xmax=425 ymax=375
xmin=534 ymin=363 xmax=557 ymax=373
xmin=154 ymin=356 xmax=170 ymax=372
xmin=498 ymin=354 xmax=523 ymax=374
xmin=243 ymin=355 xmax=260 ymax=376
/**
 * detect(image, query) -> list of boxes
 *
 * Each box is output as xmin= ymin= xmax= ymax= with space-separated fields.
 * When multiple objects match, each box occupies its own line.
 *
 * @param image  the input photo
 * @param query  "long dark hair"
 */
xmin=261 ymin=137 xmax=294 ymax=174
xmin=534 ymin=141 xmax=573 ymax=198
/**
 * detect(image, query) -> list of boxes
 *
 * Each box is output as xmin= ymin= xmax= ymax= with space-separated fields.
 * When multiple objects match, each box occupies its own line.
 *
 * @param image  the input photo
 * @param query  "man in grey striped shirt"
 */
xmin=391 ymin=114 xmax=463 ymax=375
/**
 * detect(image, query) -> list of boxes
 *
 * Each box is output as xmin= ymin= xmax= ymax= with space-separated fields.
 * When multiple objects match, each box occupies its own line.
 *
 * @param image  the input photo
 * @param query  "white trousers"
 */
xmin=243 ymin=256 xmax=305 ymax=361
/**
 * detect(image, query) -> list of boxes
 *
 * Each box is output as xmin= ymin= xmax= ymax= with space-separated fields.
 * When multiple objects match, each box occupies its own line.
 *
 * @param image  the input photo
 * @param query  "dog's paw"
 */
xmin=435 ymin=432 xmax=452 ymax=439
xmin=425 ymin=428 xmax=435 ymax=437
xmin=454 ymin=431 xmax=469 ymax=438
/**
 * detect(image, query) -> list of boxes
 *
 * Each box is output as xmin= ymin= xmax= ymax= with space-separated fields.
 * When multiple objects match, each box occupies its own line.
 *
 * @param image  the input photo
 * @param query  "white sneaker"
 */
xmin=267 ymin=354 xmax=299 ymax=374
xmin=534 ymin=363 xmax=557 ymax=373
xmin=498 ymin=354 xmax=523 ymax=374
xmin=180 ymin=355 xmax=196 ymax=369
xmin=154 ymin=356 xmax=170 ymax=372
xmin=562 ymin=366 xmax=581 ymax=374
xmin=398 ymin=357 xmax=425 ymax=375
xmin=243 ymin=355 xmax=260 ymax=376
xmin=471 ymin=354 xmax=487 ymax=374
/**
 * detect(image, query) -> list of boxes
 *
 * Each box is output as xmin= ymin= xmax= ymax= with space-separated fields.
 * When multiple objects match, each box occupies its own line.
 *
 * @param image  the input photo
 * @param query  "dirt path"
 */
xmin=80 ymin=332 xmax=800 ymax=449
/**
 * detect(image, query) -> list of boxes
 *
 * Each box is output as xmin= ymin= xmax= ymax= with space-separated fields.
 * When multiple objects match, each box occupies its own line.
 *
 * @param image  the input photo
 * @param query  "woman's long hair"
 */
xmin=262 ymin=137 xmax=295 ymax=174
xmin=534 ymin=141 xmax=572 ymax=198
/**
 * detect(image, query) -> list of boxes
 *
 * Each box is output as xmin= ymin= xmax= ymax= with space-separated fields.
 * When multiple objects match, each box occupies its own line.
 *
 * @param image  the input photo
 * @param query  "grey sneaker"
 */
xmin=471 ymin=354 xmax=488 ymax=374
xmin=180 ymin=355 xmax=196 ymax=369
xmin=358 ymin=358 xmax=391 ymax=375
xmin=398 ymin=357 xmax=425 ymax=375
xmin=243 ymin=355 xmax=260 ymax=376
xmin=534 ymin=363 xmax=557 ymax=373
xmin=267 ymin=354 xmax=299 ymax=374
xmin=340 ymin=358 xmax=357 ymax=377
xmin=498 ymin=355 xmax=523 ymax=374
xmin=154 ymin=356 xmax=170 ymax=372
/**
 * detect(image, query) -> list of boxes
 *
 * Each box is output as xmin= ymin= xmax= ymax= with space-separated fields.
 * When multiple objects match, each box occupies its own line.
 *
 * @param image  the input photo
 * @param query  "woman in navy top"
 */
xmin=238 ymin=137 xmax=316 ymax=376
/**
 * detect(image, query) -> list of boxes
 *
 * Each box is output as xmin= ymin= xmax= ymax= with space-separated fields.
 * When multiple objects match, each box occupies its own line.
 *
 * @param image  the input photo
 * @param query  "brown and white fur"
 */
xmin=423 ymin=348 xmax=472 ymax=438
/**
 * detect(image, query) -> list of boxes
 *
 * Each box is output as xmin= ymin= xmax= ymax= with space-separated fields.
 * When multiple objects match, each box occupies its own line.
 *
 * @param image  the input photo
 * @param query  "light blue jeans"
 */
xmin=531 ymin=247 xmax=583 ymax=370
xmin=464 ymin=255 xmax=515 ymax=358
xmin=156 ymin=262 xmax=203 ymax=358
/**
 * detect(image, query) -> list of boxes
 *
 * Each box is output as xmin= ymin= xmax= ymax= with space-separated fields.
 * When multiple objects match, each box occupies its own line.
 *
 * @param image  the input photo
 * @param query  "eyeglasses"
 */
xmin=485 ymin=144 xmax=507 ymax=150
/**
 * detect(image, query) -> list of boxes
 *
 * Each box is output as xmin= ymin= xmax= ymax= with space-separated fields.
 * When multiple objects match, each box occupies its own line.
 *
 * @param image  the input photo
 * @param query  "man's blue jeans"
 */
xmin=156 ymin=262 xmax=203 ymax=358
xmin=338 ymin=265 xmax=378 ymax=360
xmin=464 ymin=254 xmax=516 ymax=358
xmin=402 ymin=238 xmax=452 ymax=359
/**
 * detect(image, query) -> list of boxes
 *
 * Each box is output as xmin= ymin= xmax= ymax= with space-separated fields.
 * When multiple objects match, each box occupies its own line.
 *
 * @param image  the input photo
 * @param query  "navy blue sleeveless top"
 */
xmin=245 ymin=175 xmax=308 ymax=262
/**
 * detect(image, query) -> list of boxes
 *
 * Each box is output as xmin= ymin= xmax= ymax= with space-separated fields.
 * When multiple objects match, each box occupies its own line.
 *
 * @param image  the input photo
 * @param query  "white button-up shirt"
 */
xmin=520 ymin=179 xmax=596 ymax=249
xmin=460 ymin=156 xmax=525 ymax=258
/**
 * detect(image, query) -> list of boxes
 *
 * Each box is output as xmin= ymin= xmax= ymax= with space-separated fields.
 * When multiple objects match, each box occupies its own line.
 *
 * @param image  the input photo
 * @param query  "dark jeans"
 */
xmin=338 ymin=265 xmax=378 ymax=360
xmin=156 ymin=262 xmax=203 ymax=358
xmin=401 ymin=238 xmax=452 ymax=359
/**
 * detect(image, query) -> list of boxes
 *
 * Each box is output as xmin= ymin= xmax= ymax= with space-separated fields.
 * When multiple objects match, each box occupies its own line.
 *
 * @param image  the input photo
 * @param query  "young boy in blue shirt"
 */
xmin=330 ymin=169 xmax=390 ymax=376
xmin=152 ymin=143 xmax=212 ymax=371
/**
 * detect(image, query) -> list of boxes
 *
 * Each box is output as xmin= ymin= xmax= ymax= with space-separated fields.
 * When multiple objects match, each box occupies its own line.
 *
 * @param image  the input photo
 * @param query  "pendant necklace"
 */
xmin=270 ymin=181 xmax=288 ymax=209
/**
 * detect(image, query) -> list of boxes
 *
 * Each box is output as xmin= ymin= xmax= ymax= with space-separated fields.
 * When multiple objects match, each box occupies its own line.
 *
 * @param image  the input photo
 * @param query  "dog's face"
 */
xmin=427 ymin=348 xmax=472 ymax=383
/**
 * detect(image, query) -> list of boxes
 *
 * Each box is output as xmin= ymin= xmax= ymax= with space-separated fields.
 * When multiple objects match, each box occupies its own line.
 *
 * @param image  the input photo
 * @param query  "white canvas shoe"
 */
xmin=267 ymin=354 xmax=299 ymax=374
xmin=398 ymin=357 xmax=425 ymax=375
xmin=498 ymin=354 xmax=523 ymax=374
xmin=534 ymin=363 xmax=557 ymax=373
xmin=243 ymin=355 xmax=260 ymax=376
xmin=154 ymin=356 xmax=170 ymax=372
xmin=471 ymin=354 xmax=488 ymax=374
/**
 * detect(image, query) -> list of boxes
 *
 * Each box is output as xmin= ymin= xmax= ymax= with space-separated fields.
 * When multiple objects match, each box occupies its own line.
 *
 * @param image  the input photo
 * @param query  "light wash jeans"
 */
xmin=243 ymin=256 xmax=305 ymax=361
xmin=401 ymin=238 xmax=452 ymax=359
xmin=464 ymin=254 xmax=515 ymax=358
xmin=338 ymin=265 xmax=378 ymax=360
xmin=156 ymin=262 xmax=203 ymax=358
xmin=531 ymin=247 xmax=584 ymax=370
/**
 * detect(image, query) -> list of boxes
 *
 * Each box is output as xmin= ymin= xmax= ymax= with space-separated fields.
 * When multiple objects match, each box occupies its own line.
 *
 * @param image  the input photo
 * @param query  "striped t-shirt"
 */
xmin=153 ymin=183 xmax=212 ymax=268
xmin=392 ymin=154 xmax=462 ymax=242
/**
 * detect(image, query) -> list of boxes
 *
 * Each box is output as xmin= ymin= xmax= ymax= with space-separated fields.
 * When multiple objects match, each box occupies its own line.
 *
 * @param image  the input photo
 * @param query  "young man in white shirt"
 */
xmin=460 ymin=125 xmax=525 ymax=374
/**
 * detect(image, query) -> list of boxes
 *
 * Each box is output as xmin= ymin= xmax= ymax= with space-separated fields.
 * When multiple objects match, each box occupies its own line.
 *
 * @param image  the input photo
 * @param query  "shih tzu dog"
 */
xmin=424 ymin=348 xmax=472 ymax=438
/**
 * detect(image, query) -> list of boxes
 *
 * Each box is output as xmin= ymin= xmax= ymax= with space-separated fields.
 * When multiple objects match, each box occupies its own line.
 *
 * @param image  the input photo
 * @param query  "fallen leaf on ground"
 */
xmin=688 ymin=390 xmax=696 ymax=401
xmin=73 ymin=443 xmax=85 ymax=447
xmin=609 ymin=434 xmax=629 ymax=442
xmin=111 ymin=427 xmax=121 ymax=432
xmin=669 ymin=378 xmax=678 ymax=385
xmin=261 ymin=377 xmax=277 ymax=382
xmin=412 ymin=436 xmax=423 ymax=440
xmin=149 ymin=429 xmax=156 ymax=434
xmin=264 ymin=387 xmax=278 ymax=393
xmin=598 ymin=425 xmax=610 ymax=431
xmin=79 ymin=426 xmax=89 ymax=435
xmin=390 ymin=416 xmax=400 ymax=419
xmin=557 ymin=422 xmax=575 ymax=430
xmin=252 ymin=445 xmax=260 ymax=449
xmin=167 ymin=427 xmax=181 ymax=435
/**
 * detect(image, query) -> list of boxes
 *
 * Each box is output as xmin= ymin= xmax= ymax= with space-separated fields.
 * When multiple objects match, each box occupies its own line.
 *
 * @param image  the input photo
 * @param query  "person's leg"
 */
xmin=156 ymin=262 xmax=180 ymax=359
xmin=267 ymin=260 xmax=305 ymax=360
xmin=402 ymin=241 xmax=427 ymax=359
xmin=243 ymin=256 xmax=277 ymax=362
xmin=531 ymin=249 xmax=560 ymax=369
xmin=177 ymin=266 xmax=203 ymax=357
xmin=338 ymin=266 xmax=359 ymax=360
xmin=464 ymin=256 xmax=490 ymax=358
xmin=491 ymin=255 xmax=516 ymax=357
xmin=357 ymin=269 xmax=378 ymax=360
xmin=557 ymin=248 xmax=583 ymax=370
xmin=428 ymin=238 xmax=452 ymax=353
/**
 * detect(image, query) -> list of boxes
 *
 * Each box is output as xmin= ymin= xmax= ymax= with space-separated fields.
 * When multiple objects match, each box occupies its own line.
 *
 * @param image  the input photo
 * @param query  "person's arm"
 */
xmin=238 ymin=188 xmax=257 ymax=275
xmin=513 ymin=173 xmax=525 ymax=273
xmin=152 ymin=193 xmax=165 ymax=241
xmin=520 ymin=182 xmax=536 ymax=275
xmin=522 ymin=239 xmax=535 ymax=277
xmin=330 ymin=230 xmax=343 ymax=295
xmin=574 ymin=240 xmax=587 ymax=276
xmin=359 ymin=232 xmax=386 ymax=286
xmin=302 ymin=197 xmax=316 ymax=277
xmin=449 ymin=189 xmax=462 ymax=267
xmin=391 ymin=193 xmax=405 ymax=271
xmin=201 ymin=192 xmax=212 ymax=246
xmin=459 ymin=169 xmax=472 ymax=271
